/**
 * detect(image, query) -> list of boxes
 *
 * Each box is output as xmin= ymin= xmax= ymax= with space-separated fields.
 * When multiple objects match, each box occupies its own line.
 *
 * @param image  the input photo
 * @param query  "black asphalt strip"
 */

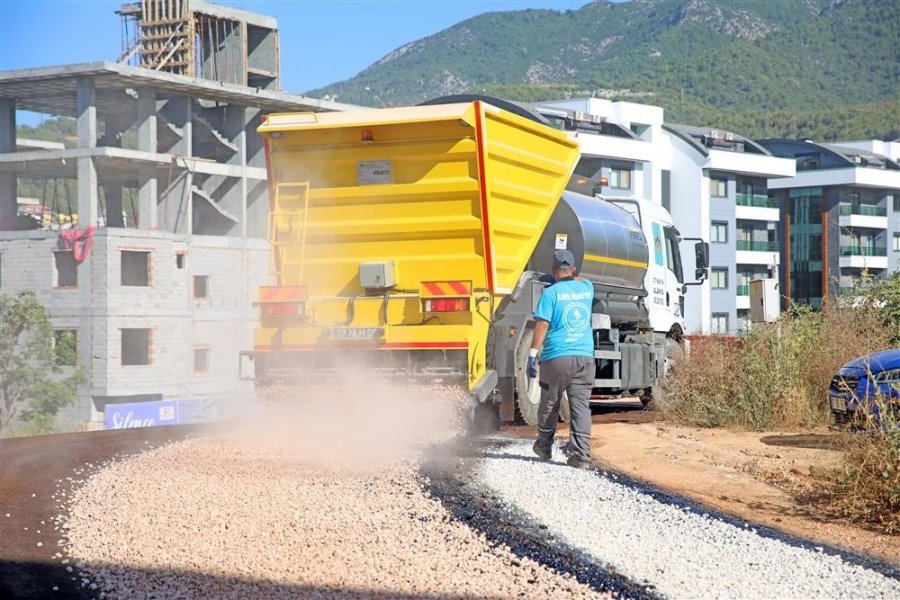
xmin=420 ymin=435 xmax=900 ymax=598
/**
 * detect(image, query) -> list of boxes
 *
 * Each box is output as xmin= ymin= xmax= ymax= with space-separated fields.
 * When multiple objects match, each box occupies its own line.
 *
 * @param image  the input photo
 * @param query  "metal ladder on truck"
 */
xmin=267 ymin=182 xmax=310 ymax=286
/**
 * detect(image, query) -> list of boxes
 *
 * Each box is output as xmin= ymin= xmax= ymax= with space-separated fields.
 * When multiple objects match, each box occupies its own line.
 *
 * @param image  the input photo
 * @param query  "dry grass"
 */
xmin=799 ymin=401 xmax=900 ymax=535
xmin=662 ymin=304 xmax=891 ymax=431
xmin=662 ymin=302 xmax=899 ymax=533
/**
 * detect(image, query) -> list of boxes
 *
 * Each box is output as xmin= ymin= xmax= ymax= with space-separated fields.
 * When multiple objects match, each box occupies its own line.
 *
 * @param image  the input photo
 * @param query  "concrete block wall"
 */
xmin=0 ymin=229 xmax=269 ymax=430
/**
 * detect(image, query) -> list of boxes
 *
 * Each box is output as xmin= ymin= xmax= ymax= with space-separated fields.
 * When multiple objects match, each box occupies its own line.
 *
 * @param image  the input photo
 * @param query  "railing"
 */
xmin=839 ymin=203 xmax=887 ymax=217
xmin=736 ymin=240 xmax=780 ymax=252
xmin=840 ymin=245 xmax=887 ymax=257
xmin=736 ymin=285 xmax=750 ymax=296
xmin=735 ymin=193 xmax=779 ymax=208
xmin=839 ymin=286 xmax=863 ymax=296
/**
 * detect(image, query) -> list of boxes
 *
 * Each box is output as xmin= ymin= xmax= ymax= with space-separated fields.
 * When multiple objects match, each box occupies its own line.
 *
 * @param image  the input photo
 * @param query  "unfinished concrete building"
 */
xmin=0 ymin=1 xmax=353 ymax=429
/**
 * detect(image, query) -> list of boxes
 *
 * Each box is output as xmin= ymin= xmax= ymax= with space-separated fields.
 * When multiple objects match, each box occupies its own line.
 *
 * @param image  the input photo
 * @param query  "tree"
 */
xmin=0 ymin=291 xmax=84 ymax=432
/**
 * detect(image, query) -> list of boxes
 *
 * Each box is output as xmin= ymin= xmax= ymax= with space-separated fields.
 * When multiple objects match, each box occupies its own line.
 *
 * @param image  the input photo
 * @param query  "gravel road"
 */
xmin=59 ymin=385 xmax=607 ymax=599
xmin=13 ymin=383 xmax=899 ymax=599
xmin=476 ymin=439 xmax=900 ymax=599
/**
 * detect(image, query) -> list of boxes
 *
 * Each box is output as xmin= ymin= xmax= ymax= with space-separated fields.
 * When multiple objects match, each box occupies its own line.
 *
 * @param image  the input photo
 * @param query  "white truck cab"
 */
xmin=610 ymin=198 xmax=690 ymax=338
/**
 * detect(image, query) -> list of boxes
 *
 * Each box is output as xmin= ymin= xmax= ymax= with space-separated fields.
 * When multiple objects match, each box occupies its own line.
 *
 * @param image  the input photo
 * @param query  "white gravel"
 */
xmin=477 ymin=440 xmax=900 ymax=599
xmin=60 ymin=384 xmax=607 ymax=599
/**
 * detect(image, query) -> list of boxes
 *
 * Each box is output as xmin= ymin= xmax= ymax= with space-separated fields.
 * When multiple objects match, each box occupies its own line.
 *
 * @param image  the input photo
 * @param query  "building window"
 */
xmin=53 ymin=329 xmax=78 ymax=366
xmin=737 ymin=310 xmax=751 ymax=333
xmin=608 ymin=167 xmax=631 ymax=190
xmin=176 ymin=253 xmax=186 ymax=269
xmin=894 ymin=233 xmax=900 ymax=253
xmin=710 ymin=177 xmax=727 ymax=198
xmin=194 ymin=347 xmax=210 ymax=375
xmin=54 ymin=251 xmax=77 ymax=288
xmin=710 ymin=267 xmax=728 ymax=289
xmin=122 ymin=328 xmax=151 ymax=366
xmin=711 ymin=221 xmax=728 ymax=243
xmin=121 ymin=250 xmax=150 ymax=287
xmin=711 ymin=313 xmax=729 ymax=334
xmin=193 ymin=275 xmax=209 ymax=299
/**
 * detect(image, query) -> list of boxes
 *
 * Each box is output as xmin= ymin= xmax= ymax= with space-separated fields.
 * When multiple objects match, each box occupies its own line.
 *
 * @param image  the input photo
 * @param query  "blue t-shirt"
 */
xmin=534 ymin=278 xmax=595 ymax=361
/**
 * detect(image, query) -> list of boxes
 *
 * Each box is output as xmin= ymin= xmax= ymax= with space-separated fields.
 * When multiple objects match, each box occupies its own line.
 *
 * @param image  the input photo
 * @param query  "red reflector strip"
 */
xmin=263 ymin=303 xmax=300 ymax=316
xmin=448 ymin=280 xmax=469 ymax=295
xmin=259 ymin=286 xmax=307 ymax=302
xmin=423 ymin=282 xmax=444 ymax=296
xmin=421 ymin=281 xmax=473 ymax=297
xmin=424 ymin=298 xmax=470 ymax=312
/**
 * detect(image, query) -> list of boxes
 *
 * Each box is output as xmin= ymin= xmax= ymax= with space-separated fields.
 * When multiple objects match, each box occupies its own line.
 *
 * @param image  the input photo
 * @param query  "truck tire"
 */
xmin=515 ymin=328 xmax=541 ymax=426
xmin=515 ymin=328 xmax=570 ymax=425
xmin=646 ymin=336 xmax=683 ymax=409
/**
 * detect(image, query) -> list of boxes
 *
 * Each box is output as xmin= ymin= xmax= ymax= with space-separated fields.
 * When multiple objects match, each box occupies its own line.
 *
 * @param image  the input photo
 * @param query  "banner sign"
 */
xmin=104 ymin=398 xmax=253 ymax=430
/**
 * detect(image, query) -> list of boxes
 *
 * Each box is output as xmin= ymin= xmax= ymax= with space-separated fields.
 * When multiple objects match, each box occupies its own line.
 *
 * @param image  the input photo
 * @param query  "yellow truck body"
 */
xmin=254 ymin=100 xmax=579 ymax=393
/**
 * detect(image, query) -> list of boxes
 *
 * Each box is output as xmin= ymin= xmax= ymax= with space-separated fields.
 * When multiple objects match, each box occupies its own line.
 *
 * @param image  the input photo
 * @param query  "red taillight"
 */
xmin=424 ymin=298 xmax=469 ymax=312
xmin=262 ymin=303 xmax=300 ymax=316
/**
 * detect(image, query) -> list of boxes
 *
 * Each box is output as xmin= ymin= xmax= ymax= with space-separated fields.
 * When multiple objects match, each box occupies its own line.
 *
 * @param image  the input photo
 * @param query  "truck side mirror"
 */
xmin=694 ymin=241 xmax=709 ymax=281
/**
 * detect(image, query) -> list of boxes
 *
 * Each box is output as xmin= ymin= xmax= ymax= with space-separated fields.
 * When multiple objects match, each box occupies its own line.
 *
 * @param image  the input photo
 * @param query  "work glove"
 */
xmin=527 ymin=351 xmax=538 ymax=379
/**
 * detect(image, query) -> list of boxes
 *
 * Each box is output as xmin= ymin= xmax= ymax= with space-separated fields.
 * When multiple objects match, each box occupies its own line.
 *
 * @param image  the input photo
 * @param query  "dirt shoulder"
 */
xmin=503 ymin=404 xmax=899 ymax=568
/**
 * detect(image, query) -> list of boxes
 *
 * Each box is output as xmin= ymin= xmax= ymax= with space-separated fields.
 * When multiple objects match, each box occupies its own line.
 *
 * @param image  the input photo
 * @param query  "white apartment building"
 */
xmin=535 ymin=98 xmax=795 ymax=334
xmin=757 ymin=139 xmax=900 ymax=307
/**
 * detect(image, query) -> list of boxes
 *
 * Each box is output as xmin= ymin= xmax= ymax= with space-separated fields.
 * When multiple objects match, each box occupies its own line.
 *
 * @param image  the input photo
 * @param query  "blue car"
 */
xmin=828 ymin=347 xmax=900 ymax=424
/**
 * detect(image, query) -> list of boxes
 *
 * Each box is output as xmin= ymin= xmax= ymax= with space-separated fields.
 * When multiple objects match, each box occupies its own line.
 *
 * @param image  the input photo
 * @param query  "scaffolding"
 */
xmin=117 ymin=0 xmax=277 ymax=88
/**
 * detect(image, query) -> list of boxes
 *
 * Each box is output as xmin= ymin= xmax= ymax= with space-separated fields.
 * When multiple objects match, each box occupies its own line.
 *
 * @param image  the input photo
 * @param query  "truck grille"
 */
xmin=830 ymin=374 xmax=860 ymax=393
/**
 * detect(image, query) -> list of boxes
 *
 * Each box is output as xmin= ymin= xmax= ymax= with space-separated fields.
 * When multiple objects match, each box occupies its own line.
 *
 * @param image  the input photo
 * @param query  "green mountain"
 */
xmin=308 ymin=0 xmax=899 ymax=140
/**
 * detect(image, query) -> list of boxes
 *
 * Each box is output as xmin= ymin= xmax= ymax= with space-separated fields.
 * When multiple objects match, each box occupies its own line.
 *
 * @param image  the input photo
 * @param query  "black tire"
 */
xmin=648 ymin=336 xmax=684 ymax=408
xmin=515 ymin=328 xmax=541 ymax=426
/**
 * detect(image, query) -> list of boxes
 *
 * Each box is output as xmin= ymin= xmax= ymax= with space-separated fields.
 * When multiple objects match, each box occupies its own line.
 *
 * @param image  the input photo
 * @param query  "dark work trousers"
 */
xmin=535 ymin=355 xmax=595 ymax=460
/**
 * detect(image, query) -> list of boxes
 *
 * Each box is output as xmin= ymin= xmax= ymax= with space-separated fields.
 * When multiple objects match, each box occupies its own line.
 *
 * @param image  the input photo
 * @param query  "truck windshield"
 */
xmin=663 ymin=226 xmax=684 ymax=284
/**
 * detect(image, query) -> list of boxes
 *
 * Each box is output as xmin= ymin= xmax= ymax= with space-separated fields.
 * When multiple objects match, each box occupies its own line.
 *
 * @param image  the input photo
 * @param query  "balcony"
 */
xmin=735 ymin=194 xmax=780 ymax=222
xmin=736 ymin=285 xmax=750 ymax=296
xmin=838 ymin=203 xmax=888 ymax=229
xmin=839 ymin=245 xmax=889 ymax=269
xmin=839 ymin=204 xmax=887 ymax=217
xmin=840 ymin=246 xmax=887 ymax=256
xmin=736 ymin=194 xmax=778 ymax=208
xmin=736 ymin=240 xmax=779 ymax=252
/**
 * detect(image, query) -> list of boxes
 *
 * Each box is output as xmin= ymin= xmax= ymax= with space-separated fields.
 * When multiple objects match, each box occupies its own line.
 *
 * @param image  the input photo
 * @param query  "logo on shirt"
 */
xmin=562 ymin=302 xmax=590 ymax=335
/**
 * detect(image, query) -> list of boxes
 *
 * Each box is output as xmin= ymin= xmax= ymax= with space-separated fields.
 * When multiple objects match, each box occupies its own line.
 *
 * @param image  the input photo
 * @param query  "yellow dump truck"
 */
xmin=248 ymin=97 xmax=706 ymax=424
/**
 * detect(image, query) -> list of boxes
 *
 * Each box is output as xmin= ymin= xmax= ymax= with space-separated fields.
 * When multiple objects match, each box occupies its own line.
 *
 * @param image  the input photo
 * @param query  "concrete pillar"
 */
xmin=167 ymin=96 xmax=192 ymax=156
xmin=136 ymin=87 xmax=158 ymax=229
xmin=101 ymin=113 xmax=128 ymax=228
xmin=0 ymin=98 xmax=16 ymax=227
xmin=76 ymin=78 xmax=98 ymax=227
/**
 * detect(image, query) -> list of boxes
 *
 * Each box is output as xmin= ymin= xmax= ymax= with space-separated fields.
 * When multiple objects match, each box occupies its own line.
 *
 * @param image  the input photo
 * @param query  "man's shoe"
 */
xmin=532 ymin=441 xmax=551 ymax=461
xmin=566 ymin=455 xmax=593 ymax=470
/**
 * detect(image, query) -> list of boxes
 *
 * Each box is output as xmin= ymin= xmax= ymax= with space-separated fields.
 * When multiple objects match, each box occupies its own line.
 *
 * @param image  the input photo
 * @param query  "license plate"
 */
xmin=829 ymin=396 xmax=847 ymax=412
xmin=327 ymin=327 xmax=384 ymax=341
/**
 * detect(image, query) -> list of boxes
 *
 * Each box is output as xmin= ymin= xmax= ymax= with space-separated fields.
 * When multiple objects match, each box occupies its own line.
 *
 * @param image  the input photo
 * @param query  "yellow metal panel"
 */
xmin=256 ymin=101 xmax=579 ymax=390
xmin=477 ymin=105 xmax=580 ymax=293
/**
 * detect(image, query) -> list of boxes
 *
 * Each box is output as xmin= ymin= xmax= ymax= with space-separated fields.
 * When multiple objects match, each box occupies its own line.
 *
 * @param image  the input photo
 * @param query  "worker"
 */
xmin=527 ymin=248 xmax=595 ymax=469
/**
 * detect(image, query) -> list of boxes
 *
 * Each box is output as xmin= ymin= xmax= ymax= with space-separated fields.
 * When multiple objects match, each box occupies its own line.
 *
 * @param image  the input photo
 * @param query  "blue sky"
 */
xmin=1 ymin=0 xmax=593 ymax=97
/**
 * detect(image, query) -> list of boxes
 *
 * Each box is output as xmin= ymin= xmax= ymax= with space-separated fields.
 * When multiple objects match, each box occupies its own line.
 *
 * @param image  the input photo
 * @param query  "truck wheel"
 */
xmin=515 ymin=328 xmax=541 ymax=426
xmin=647 ymin=336 xmax=683 ymax=409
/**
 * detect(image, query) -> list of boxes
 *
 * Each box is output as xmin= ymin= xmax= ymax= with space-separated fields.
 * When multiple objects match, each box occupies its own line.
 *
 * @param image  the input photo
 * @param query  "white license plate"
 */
xmin=327 ymin=327 xmax=384 ymax=341
xmin=829 ymin=396 xmax=847 ymax=412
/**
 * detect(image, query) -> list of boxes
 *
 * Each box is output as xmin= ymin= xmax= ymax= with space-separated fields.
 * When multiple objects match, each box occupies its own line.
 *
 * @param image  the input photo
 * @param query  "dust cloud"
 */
xmin=217 ymin=375 xmax=471 ymax=472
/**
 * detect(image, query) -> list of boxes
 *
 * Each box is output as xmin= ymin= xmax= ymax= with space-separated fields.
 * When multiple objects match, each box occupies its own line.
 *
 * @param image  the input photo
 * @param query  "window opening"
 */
xmin=122 ymin=328 xmax=151 ymax=366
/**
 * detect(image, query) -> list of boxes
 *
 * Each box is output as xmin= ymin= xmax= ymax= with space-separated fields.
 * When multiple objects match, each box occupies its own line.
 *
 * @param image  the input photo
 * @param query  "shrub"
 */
xmin=662 ymin=303 xmax=891 ymax=430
